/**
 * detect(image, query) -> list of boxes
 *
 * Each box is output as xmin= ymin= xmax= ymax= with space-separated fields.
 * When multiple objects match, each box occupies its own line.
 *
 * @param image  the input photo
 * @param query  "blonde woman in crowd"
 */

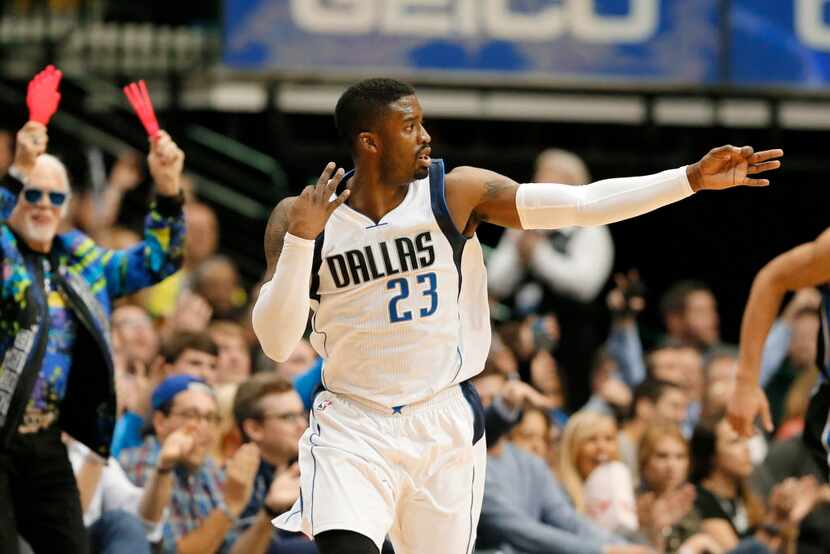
xmin=558 ymin=411 xmax=638 ymax=534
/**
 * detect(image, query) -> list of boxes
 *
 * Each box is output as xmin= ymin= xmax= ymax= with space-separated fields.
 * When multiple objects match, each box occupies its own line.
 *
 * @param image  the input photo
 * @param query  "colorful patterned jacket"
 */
xmin=0 ymin=176 xmax=185 ymax=456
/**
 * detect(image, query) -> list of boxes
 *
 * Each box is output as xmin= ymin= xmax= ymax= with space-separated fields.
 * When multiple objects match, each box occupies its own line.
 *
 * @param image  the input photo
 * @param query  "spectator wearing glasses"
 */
xmin=0 ymin=121 xmax=185 ymax=553
xmin=119 ymin=375 xmax=260 ymax=554
xmin=227 ymin=372 xmax=315 ymax=553
xmin=111 ymin=330 xmax=219 ymax=458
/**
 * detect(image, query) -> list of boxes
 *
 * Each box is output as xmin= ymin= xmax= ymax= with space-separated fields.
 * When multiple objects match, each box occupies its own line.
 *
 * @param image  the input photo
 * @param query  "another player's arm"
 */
xmin=728 ymin=227 xmax=830 ymax=436
xmin=252 ymin=163 xmax=349 ymax=362
xmin=443 ymin=146 xmax=783 ymax=233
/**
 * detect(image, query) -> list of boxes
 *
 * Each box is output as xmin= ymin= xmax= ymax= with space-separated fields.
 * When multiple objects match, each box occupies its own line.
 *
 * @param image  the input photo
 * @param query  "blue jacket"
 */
xmin=0 ymin=176 xmax=185 ymax=456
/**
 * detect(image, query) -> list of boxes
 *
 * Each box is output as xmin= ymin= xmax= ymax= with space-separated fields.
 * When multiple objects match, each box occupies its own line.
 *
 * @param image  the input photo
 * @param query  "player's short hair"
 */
xmin=335 ymin=78 xmax=416 ymax=150
xmin=160 ymin=331 xmax=218 ymax=363
xmin=659 ymin=280 xmax=711 ymax=319
xmin=233 ymin=372 xmax=296 ymax=440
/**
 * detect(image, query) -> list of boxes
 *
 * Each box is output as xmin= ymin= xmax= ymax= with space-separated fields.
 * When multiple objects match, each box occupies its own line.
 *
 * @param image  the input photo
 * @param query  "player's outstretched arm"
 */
xmin=444 ymin=146 xmax=782 ymax=231
xmin=728 ymin=227 xmax=830 ymax=437
xmin=252 ymin=163 xmax=349 ymax=362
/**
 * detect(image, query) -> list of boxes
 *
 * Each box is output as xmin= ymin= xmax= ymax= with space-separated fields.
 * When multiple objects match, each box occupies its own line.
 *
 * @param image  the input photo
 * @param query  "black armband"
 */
xmin=152 ymin=190 xmax=185 ymax=217
xmin=3 ymin=170 xmax=25 ymax=196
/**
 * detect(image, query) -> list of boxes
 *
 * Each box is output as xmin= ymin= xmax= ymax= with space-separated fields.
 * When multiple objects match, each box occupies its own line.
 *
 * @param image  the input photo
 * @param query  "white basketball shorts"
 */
xmin=273 ymin=381 xmax=487 ymax=554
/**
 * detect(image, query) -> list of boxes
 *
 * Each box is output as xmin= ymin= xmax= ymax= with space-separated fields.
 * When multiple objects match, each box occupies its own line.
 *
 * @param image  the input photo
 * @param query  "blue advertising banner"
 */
xmin=224 ymin=0 xmax=721 ymax=85
xmin=730 ymin=0 xmax=830 ymax=88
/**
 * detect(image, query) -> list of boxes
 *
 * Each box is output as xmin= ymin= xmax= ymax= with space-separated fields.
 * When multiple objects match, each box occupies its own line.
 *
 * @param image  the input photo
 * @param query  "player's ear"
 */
xmin=357 ymin=131 xmax=378 ymax=154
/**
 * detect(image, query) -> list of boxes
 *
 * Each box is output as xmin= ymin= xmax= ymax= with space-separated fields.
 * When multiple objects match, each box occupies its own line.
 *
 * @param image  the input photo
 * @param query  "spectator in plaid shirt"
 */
xmin=227 ymin=373 xmax=314 ymax=554
xmin=119 ymin=375 xmax=260 ymax=554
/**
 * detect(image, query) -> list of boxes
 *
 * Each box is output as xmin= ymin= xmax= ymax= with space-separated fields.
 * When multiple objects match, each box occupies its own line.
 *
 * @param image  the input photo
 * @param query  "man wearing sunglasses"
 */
xmin=0 ymin=120 xmax=187 ymax=554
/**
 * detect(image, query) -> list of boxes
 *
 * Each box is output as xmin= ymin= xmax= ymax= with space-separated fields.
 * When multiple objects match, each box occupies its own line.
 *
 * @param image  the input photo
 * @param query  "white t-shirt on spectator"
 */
xmin=583 ymin=461 xmax=638 ymax=533
xmin=65 ymin=438 xmax=166 ymax=542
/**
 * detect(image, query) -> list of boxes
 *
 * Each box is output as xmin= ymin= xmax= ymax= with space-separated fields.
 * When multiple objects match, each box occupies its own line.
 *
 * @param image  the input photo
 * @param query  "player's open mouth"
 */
xmin=418 ymin=148 xmax=431 ymax=165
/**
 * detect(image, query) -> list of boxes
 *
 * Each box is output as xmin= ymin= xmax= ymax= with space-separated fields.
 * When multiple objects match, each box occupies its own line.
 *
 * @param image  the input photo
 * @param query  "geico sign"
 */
xmin=291 ymin=0 xmax=659 ymax=43
xmin=797 ymin=0 xmax=830 ymax=50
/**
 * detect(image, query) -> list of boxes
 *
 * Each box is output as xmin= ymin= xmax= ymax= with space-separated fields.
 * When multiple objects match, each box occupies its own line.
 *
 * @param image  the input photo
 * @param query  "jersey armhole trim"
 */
xmin=429 ymin=159 xmax=467 ymax=250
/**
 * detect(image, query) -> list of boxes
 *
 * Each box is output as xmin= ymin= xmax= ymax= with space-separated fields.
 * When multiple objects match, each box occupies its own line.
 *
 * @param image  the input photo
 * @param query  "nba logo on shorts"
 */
xmin=316 ymin=399 xmax=333 ymax=412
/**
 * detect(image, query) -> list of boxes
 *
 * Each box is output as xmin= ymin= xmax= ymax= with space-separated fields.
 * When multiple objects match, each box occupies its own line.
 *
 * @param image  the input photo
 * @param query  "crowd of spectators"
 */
xmin=2 ymin=122 xmax=828 ymax=554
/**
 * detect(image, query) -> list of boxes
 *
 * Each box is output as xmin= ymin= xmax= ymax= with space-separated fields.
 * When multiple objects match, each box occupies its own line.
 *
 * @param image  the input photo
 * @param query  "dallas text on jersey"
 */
xmin=325 ymin=231 xmax=436 ymax=288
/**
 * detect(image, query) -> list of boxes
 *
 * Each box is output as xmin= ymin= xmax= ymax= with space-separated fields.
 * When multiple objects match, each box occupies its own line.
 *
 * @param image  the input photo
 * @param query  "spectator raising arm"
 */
xmin=227 ymin=463 xmax=302 ymax=554
xmin=605 ymin=271 xmax=648 ymax=388
xmin=174 ymin=443 xmax=260 ymax=554
xmin=93 ymin=130 xmax=186 ymax=299
xmin=138 ymin=424 xmax=198 ymax=525
xmin=1 ymin=121 xmax=47 ymax=218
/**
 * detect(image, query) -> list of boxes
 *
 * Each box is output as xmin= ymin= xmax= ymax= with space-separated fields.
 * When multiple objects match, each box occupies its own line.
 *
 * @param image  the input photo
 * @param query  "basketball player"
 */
xmin=727 ymin=227 xmax=830 ymax=480
xmin=252 ymin=78 xmax=783 ymax=554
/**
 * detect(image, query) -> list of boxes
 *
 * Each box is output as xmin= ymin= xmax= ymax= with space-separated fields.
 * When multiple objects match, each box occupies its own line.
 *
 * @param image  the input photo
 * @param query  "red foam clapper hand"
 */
xmin=123 ymin=80 xmax=160 ymax=139
xmin=27 ymin=65 xmax=63 ymax=125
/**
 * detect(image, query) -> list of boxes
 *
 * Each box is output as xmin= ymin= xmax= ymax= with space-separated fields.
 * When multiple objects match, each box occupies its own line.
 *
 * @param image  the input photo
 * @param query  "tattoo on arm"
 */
xmin=483 ymin=178 xmax=513 ymax=201
xmin=446 ymin=166 xmax=522 ymax=230
xmin=474 ymin=178 xmax=516 ymax=224
xmin=263 ymin=198 xmax=294 ymax=279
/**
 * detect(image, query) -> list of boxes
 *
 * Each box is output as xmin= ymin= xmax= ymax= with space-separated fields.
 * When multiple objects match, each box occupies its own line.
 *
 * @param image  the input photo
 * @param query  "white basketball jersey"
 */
xmin=308 ymin=160 xmax=491 ymax=408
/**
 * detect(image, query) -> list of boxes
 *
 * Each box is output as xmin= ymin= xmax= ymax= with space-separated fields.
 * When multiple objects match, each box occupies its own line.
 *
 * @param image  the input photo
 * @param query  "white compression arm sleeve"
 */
xmin=515 ymin=166 xmax=693 ymax=230
xmin=252 ymin=233 xmax=314 ymax=362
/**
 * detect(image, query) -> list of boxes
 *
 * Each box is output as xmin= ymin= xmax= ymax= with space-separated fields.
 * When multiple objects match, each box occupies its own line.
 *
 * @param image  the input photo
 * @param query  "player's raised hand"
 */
xmin=287 ymin=162 xmax=350 ymax=240
xmin=687 ymin=145 xmax=783 ymax=191
xmin=726 ymin=378 xmax=773 ymax=438
xmin=147 ymin=130 xmax=184 ymax=197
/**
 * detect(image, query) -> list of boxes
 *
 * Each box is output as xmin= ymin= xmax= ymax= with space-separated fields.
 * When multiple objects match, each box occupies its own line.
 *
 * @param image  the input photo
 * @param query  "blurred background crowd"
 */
xmin=4 ymin=1 xmax=830 ymax=553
